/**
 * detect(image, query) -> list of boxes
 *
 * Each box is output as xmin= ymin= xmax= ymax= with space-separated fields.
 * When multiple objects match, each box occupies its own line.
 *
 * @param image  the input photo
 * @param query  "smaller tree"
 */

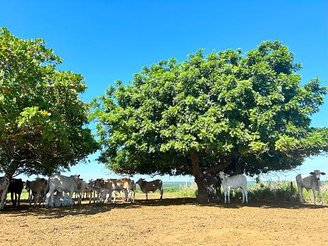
xmin=0 ymin=28 xmax=98 ymax=176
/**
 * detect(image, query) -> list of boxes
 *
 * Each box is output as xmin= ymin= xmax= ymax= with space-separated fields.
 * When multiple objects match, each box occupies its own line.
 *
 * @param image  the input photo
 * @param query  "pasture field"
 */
xmin=1 ymin=191 xmax=328 ymax=246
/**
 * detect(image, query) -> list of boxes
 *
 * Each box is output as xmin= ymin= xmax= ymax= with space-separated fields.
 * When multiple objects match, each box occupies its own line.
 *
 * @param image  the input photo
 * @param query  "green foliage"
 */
xmin=249 ymin=181 xmax=328 ymax=204
xmin=248 ymin=181 xmax=293 ymax=201
xmin=0 ymin=28 xmax=98 ymax=175
xmin=175 ymin=183 xmax=197 ymax=198
xmin=93 ymin=40 xmax=327 ymax=177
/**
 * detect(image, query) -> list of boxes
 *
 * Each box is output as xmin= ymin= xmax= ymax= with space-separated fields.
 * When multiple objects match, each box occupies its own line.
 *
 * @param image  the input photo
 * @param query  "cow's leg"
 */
xmin=223 ymin=189 xmax=227 ymax=203
xmin=33 ymin=193 xmax=38 ymax=207
xmin=0 ymin=192 xmax=6 ymax=210
xmin=15 ymin=193 xmax=18 ymax=206
xmin=146 ymin=192 xmax=148 ymax=200
xmin=312 ymin=189 xmax=316 ymax=205
xmin=10 ymin=192 xmax=14 ymax=206
xmin=39 ymin=192 xmax=45 ymax=206
xmin=69 ymin=191 xmax=75 ymax=206
xmin=88 ymin=191 xmax=91 ymax=204
xmin=45 ymin=192 xmax=50 ymax=207
xmin=45 ymin=189 xmax=55 ymax=208
xmin=111 ymin=190 xmax=116 ymax=203
xmin=28 ymin=191 xmax=32 ymax=206
xmin=244 ymin=189 xmax=248 ymax=203
xmin=50 ymin=192 xmax=55 ymax=207
xmin=160 ymin=188 xmax=163 ymax=200
xmin=96 ymin=190 xmax=99 ymax=203
xmin=78 ymin=192 xmax=82 ymax=204
xmin=0 ymin=191 xmax=6 ymax=209
xmin=298 ymin=186 xmax=304 ymax=203
xmin=0 ymin=184 xmax=9 ymax=210
xmin=318 ymin=189 xmax=323 ymax=205
xmin=17 ymin=193 xmax=21 ymax=207
xmin=227 ymin=188 xmax=231 ymax=203
xmin=124 ymin=189 xmax=129 ymax=202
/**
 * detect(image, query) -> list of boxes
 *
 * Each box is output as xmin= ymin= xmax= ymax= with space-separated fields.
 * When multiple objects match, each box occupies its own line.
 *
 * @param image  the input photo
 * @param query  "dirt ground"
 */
xmin=0 ymin=193 xmax=327 ymax=246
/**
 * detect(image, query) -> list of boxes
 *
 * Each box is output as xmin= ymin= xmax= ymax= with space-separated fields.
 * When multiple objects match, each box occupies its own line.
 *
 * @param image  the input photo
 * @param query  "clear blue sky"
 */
xmin=1 ymin=0 xmax=328 ymax=182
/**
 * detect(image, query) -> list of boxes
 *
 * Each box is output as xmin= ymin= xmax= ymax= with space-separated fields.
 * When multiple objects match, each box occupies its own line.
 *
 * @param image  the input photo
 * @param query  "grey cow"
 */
xmin=26 ymin=178 xmax=48 ymax=207
xmin=0 ymin=175 xmax=10 ymax=210
xmin=296 ymin=170 xmax=326 ymax=205
xmin=136 ymin=178 xmax=163 ymax=200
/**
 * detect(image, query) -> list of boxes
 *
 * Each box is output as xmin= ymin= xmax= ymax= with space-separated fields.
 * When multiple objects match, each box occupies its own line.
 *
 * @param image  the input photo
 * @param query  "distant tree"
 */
xmin=0 ymin=28 xmax=98 ymax=176
xmin=93 ymin=41 xmax=328 ymax=202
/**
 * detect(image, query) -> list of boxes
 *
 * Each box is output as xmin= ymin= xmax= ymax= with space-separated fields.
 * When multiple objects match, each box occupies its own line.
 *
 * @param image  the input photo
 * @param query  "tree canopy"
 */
xmin=93 ymin=41 xmax=328 ymax=201
xmin=0 ymin=28 xmax=98 ymax=176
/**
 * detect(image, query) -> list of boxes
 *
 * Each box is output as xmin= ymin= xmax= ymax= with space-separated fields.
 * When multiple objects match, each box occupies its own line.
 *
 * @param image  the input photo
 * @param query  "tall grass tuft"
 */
xmin=175 ymin=183 xmax=197 ymax=198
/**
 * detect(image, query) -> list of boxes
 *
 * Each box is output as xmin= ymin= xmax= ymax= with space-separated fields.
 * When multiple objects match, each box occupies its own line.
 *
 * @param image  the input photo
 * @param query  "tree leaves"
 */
xmin=0 ymin=28 xmax=98 ymax=175
xmin=94 ymin=41 xmax=327 ymax=176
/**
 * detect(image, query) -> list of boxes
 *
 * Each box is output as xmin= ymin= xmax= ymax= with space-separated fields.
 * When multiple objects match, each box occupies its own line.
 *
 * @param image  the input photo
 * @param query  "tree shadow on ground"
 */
xmin=1 ymin=198 xmax=326 ymax=218
xmin=1 ymin=202 xmax=141 ymax=219
xmin=197 ymin=199 xmax=328 ymax=209
xmin=133 ymin=197 xmax=327 ymax=210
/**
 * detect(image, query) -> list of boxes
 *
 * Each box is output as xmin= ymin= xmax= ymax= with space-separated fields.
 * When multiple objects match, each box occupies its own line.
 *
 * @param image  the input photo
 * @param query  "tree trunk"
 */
xmin=191 ymin=151 xmax=208 ymax=203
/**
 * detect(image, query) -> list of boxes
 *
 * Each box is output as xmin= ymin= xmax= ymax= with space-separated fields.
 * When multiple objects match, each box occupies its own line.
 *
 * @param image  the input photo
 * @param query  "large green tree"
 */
xmin=0 ymin=28 xmax=98 ymax=176
xmin=93 ymin=41 xmax=328 ymax=202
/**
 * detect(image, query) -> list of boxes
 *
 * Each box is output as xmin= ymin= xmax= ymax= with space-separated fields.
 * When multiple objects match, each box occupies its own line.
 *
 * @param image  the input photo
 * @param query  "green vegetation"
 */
xmin=248 ymin=181 xmax=328 ymax=204
xmin=93 ymin=41 xmax=328 ymax=203
xmin=0 ymin=28 xmax=98 ymax=176
xmin=248 ymin=181 xmax=294 ymax=201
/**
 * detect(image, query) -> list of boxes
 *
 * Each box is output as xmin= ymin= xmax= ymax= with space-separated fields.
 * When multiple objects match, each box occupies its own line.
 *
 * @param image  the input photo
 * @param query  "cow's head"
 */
xmin=70 ymin=174 xmax=80 ymax=180
xmin=218 ymin=171 xmax=225 ymax=181
xmin=136 ymin=178 xmax=144 ymax=185
xmin=310 ymin=170 xmax=326 ymax=181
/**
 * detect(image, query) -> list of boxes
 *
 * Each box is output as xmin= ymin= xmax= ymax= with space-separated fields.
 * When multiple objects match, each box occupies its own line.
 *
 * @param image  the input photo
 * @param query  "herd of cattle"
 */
xmin=0 ymin=169 xmax=326 ymax=210
xmin=0 ymin=175 xmax=163 ymax=209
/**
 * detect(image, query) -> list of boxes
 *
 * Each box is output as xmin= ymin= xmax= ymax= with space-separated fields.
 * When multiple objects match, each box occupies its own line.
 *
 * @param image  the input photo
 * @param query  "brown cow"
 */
xmin=95 ymin=178 xmax=135 ymax=203
xmin=136 ymin=178 xmax=163 ymax=200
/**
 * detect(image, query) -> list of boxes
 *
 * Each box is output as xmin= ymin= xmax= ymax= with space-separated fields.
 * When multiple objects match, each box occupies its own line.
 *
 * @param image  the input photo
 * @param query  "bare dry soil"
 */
xmin=0 ymin=194 xmax=327 ymax=246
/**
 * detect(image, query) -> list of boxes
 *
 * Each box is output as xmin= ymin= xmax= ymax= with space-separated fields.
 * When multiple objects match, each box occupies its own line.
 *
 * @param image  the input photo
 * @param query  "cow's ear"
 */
xmin=321 ymin=172 xmax=326 ymax=175
xmin=310 ymin=172 xmax=315 ymax=175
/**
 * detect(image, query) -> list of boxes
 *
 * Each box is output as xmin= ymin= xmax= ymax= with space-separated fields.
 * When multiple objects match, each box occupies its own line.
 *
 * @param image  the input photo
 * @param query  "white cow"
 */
xmin=0 ymin=175 xmax=10 ymax=210
xmin=219 ymin=171 xmax=248 ymax=204
xmin=45 ymin=174 xmax=82 ymax=207
xmin=296 ymin=170 xmax=326 ymax=205
xmin=53 ymin=193 xmax=74 ymax=207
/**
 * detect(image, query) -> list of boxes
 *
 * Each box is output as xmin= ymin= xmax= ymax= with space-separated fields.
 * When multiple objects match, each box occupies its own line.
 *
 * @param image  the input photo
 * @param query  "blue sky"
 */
xmin=1 ymin=0 xmax=328 ymax=182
